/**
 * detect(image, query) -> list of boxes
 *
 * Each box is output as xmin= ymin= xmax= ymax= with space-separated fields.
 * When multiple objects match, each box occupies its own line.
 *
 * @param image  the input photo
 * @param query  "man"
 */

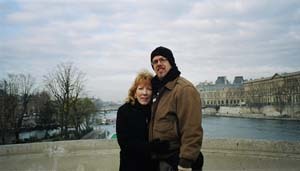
xmin=149 ymin=46 xmax=203 ymax=171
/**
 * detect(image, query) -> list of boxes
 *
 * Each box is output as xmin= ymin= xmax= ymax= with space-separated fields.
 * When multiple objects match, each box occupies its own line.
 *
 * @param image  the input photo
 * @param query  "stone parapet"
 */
xmin=203 ymin=139 xmax=300 ymax=159
xmin=1 ymin=139 xmax=300 ymax=171
xmin=0 ymin=139 xmax=119 ymax=156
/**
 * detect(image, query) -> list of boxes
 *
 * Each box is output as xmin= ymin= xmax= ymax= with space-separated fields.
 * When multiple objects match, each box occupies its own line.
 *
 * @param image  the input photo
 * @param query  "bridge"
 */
xmin=98 ymin=106 xmax=119 ymax=113
xmin=1 ymin=138 xmax=300 ymax=170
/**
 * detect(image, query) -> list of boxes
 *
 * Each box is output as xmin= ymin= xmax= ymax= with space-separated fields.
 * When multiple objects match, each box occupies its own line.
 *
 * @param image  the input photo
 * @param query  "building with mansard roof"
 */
xmin=196 ymin=76 xmax=245 ymax=107
xmin=197 ymin=71 xmax=300 ymax=116
xmin=243 ymin=71 xmax=300 ymax=112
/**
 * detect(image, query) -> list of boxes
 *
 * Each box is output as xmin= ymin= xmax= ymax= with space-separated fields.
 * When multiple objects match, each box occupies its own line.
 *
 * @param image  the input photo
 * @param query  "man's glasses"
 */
xmin=152 ymin=57 xmax=168 ymax=65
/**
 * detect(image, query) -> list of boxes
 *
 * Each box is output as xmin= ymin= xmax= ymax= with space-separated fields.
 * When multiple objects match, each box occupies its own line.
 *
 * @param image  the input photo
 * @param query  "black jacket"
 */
xmin=116 ymin=102 xmax=154 ymax=171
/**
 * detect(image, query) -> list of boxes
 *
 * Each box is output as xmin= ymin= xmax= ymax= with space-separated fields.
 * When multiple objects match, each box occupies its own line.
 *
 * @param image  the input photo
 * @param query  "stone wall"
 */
xmin=203 ymin=105 xmax=300 ymax=119
xmin=1 ymin=139 xmax=300 ymax=171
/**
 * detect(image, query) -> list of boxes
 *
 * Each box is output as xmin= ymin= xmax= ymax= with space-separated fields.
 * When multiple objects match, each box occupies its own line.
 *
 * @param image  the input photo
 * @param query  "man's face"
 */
xmin=152 ymin=55 xmax=172 ymax=80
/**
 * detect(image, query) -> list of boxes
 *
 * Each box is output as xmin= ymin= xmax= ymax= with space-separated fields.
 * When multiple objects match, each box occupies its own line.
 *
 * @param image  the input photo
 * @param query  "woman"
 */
xmin=116 ymin=70 xmax=155 ymax=171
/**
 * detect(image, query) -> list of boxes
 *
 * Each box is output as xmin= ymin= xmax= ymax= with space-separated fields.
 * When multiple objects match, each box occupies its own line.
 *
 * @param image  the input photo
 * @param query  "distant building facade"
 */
xmin=197 ymin=71 xmax=300 ymax=110
xmin=196 ymin=76 xmax=245 ymax=107
xmin=244 ymin=71 xmax=300 ymax=108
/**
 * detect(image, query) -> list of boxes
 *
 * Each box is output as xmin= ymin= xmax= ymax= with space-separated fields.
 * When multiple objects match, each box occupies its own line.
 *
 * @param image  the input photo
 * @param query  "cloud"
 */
xmin=1 ymin=0 xmax=300 ymax=101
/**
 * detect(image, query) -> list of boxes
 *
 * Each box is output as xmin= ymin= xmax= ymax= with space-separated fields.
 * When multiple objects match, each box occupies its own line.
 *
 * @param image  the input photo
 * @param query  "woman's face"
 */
xmin=135 ymin=82 xmax=152 ymax=105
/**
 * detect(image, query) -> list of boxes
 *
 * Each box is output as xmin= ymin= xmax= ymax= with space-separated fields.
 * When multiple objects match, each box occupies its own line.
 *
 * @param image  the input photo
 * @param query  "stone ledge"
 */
xmin=0 ymin=139 xmax=119 ymax=156
xmin=1 ymin=139 xmax=300 ymax=171
xmin=1 ymin=138 xmax=300 ymax=157
xmin=203 ymin=138 xmax=300 ymax=155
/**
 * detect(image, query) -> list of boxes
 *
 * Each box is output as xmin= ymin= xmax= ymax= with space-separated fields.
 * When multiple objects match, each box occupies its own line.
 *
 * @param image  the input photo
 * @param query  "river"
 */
xmin=20 ymin=111 xmax=300 ymax=142
xmin=99 ymin=111 xmax=300 ymax=142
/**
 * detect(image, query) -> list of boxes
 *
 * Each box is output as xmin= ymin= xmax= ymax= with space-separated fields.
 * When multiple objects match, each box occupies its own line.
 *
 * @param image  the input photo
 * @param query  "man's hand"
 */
xmin=178 ymin=158 xmax=192 ymax=171
xmin=178 ymin=165 xmax=192 ymax=171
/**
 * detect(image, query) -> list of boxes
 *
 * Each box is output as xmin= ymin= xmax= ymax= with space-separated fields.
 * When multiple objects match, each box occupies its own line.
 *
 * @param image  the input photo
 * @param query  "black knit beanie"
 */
xmin=150 ymin=46 xmax=176 ymax=67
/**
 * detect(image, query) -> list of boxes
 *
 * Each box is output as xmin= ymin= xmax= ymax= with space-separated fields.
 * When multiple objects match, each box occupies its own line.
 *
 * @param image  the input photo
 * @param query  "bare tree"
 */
xmin=0 ymin=80 xmax=9 ymax=144
xmin=15 ymin=74 xmax=35 ymax=142
xmin=44 ymin=62 xmax=85 ymax=138
xmin=0 ymin=75 xmax=20 ymax=144
xmin=70 ymin=97 xmax=97 ymax=138
xmin=31 ymin=91 xmax=56 ymax=127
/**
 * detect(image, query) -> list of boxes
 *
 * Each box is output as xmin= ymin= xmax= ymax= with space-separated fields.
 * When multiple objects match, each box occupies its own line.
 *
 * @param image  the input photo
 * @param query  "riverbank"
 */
xmin=203 ymin=112 xmax=300 ymax=121
xmin=203 ymin=106 xmax=300 ymax=121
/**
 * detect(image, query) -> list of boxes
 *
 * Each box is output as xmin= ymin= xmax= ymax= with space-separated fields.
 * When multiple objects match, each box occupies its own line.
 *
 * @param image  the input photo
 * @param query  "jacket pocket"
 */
xmin=154 ymin=114 xmax=178 ymax=140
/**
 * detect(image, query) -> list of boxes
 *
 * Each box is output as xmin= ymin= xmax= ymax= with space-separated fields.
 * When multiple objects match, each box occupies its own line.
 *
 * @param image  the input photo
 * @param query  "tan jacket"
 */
xmin=149 ymin=76 xmax=203 ymax=161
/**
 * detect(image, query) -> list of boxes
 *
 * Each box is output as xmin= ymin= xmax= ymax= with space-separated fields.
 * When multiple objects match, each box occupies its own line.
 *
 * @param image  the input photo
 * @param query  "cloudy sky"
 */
xmin=1 ymin=0 xmax=299 ymax=102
